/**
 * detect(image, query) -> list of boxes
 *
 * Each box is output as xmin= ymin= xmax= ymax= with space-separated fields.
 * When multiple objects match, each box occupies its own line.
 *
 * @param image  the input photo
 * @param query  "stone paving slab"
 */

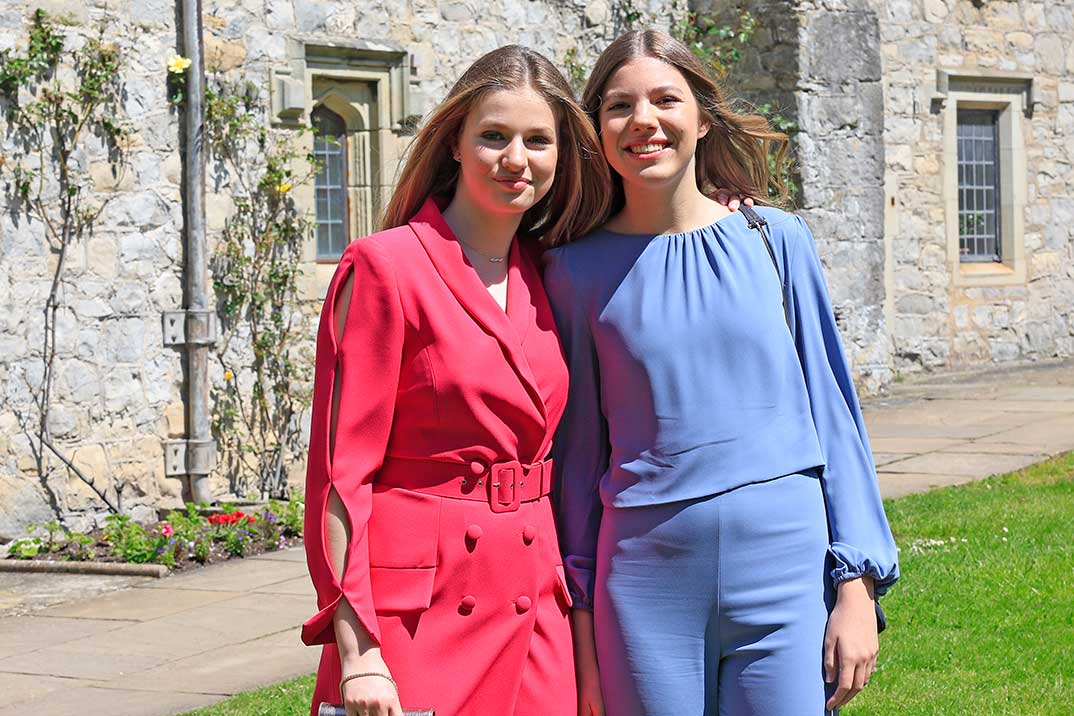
xmin=878 ymin=451 xmax=1041 ymax=477
xmin=106 ymin=630 xmax=319 ymax=696
xmin=877 ymin=471 xmax=984 ymax=499
xmin=43 ymin=587 xmax=240 ymax=621
xmin=139 ymin=556 xmax=308 ymax=592
xmin=0 ymin=684 xmax=219 ymax=716
xmin=0 ymin=571 xmax=153 ymax=618
xmin=0 ymin=614 xmax=135 ymax=660
xmin=0 ymin=672 xmax=78 ymax=709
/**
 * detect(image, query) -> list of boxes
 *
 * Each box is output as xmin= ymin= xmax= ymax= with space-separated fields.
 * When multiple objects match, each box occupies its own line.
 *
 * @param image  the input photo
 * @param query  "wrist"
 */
xmin=340 ymin=645 xmax=383 ymax=673
xmin=836 ymin=575 xmax=876 ymax=602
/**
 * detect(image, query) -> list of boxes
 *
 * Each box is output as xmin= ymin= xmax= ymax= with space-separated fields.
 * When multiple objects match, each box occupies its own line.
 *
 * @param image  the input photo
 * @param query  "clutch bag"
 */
xmin=318 ymin=703 xmax=434 ymax=716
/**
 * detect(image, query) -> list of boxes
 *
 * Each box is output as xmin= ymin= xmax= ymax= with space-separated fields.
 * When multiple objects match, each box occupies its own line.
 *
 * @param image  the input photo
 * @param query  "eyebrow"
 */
xmin=475 ymin=119 xmax=556 ymax=134
xmin=603 ymin=85 xmax=685 ymax=101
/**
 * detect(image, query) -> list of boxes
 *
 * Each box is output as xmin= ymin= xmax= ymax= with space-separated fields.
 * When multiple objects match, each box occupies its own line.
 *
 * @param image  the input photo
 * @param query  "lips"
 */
xmin=494 ymin=177 xmax=532 ymax=191
xmin=626 ymin=142 xmax=670 ymax=154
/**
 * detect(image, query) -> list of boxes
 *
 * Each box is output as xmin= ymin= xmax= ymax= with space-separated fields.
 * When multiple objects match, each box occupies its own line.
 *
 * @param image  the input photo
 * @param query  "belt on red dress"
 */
xmin=376 ymin=456 xmax=553 ymax=514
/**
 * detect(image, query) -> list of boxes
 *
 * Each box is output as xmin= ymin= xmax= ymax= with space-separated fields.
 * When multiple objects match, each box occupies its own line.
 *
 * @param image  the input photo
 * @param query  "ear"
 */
xmin=451 ymin=142 xmax=461 ymax=162
xmin=698 ymin=119 xmax=711 ymax=140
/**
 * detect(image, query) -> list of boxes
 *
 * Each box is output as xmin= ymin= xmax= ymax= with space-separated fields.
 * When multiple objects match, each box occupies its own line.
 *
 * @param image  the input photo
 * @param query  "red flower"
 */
xmin=161 ymin=524 xmax=174 ymax=536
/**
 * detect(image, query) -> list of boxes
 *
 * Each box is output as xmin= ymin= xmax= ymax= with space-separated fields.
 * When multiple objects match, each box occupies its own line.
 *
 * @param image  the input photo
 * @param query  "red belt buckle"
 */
xmin=489 ymin=460 xmax=522 ymax=513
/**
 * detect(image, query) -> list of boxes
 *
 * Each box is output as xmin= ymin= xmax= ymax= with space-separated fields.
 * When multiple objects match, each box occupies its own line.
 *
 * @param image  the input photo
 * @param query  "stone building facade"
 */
xmin=1 ymin=0 xmax=1071 ymax=536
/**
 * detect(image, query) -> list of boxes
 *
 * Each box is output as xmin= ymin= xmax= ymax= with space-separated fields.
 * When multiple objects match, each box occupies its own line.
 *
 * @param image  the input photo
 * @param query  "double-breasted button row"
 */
xmin=462 ymin=524 xmax=537 ymax=545
xmin=459 ymin=595 xmax=534 ymax=614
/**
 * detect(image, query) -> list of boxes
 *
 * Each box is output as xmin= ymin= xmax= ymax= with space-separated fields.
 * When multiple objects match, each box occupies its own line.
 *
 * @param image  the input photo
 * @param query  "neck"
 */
xmin=614 ymin=162 xmax=724 ymax=235
xmin=442 ymin=189 xmax=520 ymax=259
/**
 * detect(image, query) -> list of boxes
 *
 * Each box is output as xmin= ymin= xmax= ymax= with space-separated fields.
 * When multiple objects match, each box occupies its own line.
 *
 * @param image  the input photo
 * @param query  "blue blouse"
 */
xmin=544 ymin=207 xmax=900 ymax=610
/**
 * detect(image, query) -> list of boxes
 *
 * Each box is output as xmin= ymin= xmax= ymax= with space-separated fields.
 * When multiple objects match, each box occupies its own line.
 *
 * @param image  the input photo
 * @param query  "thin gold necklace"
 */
xmin=456 ymin=236 xmax=509 ymax=263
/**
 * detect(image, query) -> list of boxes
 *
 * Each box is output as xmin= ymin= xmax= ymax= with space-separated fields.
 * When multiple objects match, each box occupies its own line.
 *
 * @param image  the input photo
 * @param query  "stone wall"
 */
xmin=0 ymin=0 xmax=679 ymax=538
xmin=701 ymin=0 xmax=893 ymax=393
xmin=875 ymin=0 xmax=1074 ymax=373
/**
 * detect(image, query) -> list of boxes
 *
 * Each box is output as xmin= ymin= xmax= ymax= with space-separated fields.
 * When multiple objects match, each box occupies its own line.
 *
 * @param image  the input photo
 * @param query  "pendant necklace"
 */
xmin=457 ymin=237 xmax=509 ymax=264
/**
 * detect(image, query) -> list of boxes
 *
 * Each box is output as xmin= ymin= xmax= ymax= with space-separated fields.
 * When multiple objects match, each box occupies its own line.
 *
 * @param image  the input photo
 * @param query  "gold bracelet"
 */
xmin=339 ymin=671 xmax=398 ymax=697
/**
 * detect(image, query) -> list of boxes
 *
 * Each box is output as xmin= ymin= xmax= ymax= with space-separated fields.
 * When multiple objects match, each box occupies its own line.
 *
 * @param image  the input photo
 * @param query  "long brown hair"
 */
xmin=381 ymin=46 xmax=611 ymax=247
xmin=581 ymin=30 xmax=790 ymax=216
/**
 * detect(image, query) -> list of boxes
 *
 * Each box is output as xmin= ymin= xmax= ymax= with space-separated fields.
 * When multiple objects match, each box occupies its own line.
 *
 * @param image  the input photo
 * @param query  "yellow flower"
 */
xmin=223 ymin=370 xmax=234 ymax=381
xmin=167 ymin=54 xmax=192 ymax=74
xmin=277 ymin=182 xmax=292 ymax=194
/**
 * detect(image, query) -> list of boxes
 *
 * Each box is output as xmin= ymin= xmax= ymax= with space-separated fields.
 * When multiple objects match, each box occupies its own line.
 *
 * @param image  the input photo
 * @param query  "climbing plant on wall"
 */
xmin=0 ymin=9 xmax=131 ymax=518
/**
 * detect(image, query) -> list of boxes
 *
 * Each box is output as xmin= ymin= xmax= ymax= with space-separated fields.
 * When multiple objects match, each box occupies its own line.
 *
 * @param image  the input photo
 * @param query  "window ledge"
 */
xmin=954 ymin=260 xmax=1024 ymax=286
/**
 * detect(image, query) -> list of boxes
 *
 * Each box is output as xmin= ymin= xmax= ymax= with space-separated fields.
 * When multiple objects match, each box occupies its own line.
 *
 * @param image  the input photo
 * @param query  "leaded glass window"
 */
xmin=312 ymin=106 xmax=348 ymax=260
xmin=957 ymin=110 xmax=1001 ymax=262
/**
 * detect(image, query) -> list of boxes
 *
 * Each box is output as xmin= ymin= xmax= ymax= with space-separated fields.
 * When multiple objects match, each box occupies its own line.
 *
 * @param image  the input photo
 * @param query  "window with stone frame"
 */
xmin=956 ymin=109 xmax=1001 ymax=263
xmin=270 ymin=38 xmax=411 ymax=271
xmin=937 ymin=69 xmax=1033 ymax=287
xmin=312 ymin=105 xmax=349 ymax=260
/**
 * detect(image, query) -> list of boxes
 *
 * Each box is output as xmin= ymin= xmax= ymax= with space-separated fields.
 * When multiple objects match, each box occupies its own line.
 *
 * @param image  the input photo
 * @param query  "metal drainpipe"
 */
xmin=163 ymin=0 xmax=215 ymax=505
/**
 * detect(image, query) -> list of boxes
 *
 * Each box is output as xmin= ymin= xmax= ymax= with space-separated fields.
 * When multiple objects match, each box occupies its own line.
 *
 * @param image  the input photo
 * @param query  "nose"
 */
xmin=502 ymin=136 xmax=526 ymax=171
xmin=629 ymin=100 xmax=658 ymax=132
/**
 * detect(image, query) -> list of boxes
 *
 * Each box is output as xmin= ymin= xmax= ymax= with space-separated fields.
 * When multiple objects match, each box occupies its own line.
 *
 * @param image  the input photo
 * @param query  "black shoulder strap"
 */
xmin=739 ymin=205 xmax=791 ymax=331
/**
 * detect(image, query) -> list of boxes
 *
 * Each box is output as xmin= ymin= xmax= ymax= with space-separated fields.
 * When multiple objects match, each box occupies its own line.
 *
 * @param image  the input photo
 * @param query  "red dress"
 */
xmin=302 ymin=198 xmax=575 ymax=716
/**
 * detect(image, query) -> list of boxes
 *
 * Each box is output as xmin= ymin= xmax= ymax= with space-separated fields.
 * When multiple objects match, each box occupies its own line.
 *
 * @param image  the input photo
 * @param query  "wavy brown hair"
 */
xmin=381 ymin=46 xmax=611 ymax=247
xmin=582 ymin=30 xmax=790 ymax=217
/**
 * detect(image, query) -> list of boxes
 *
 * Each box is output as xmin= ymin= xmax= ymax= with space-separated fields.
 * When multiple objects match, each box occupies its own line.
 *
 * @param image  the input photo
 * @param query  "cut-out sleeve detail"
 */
xmin=302 ymin=238 xmax=405 ymax=646
xmin=544 ymin=248 xmax=610 ymax=611
xmin=784 ymin=216 xmax=900 ymax=596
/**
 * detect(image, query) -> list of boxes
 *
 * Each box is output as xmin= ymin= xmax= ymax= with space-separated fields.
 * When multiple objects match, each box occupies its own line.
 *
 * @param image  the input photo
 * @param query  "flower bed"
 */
xmin=4 ymin=499 xmax=304 ymax=570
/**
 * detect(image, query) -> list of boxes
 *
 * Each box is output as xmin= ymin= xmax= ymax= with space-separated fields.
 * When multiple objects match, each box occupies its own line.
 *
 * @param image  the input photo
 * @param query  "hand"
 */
xmin=712 ymin=188 xmax=755 ymax=212
xmin=571 ymin=609 xmax=605 ymax=716
xmin=340 ymin=650 xmax=403 ymax=716
xmin=824 ymin=577 xmax=879 ymax=710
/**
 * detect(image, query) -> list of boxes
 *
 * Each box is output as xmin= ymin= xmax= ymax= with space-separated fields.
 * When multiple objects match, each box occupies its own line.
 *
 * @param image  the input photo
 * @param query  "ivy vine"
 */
xmin=0 ymin=9 xmax=131 ymax=519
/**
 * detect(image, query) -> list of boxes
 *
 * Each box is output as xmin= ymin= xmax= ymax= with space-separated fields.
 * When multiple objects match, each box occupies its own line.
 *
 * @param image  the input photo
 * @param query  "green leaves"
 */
xmin=204 ymin=74 xmax=314 ymax=501
xmin=672 ymin=9 xmax=756 ymax=81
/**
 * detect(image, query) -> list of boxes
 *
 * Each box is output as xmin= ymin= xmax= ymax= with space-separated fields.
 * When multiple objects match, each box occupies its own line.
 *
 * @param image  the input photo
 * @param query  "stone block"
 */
xmin=0 ymin=472 xmax=55 ymax=541
xmin=86 ymin=237 xmax=118 ymax=279
xmin=801 ymin=11 xmax=882 ymax=84
xmin=46 ymin=404 xmax=80 ymax=439
xmin=440 ymin=2 xmax=471 ymax=21
xmin=1037 ymin=34 xmax=1065 ymax=74
xmin=584 ymin=0 xmax=610 ymax=26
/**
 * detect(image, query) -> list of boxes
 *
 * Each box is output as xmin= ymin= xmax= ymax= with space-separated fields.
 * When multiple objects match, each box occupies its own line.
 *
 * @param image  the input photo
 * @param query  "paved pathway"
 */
xmin=1 ymin=359 xmax=1072 ymax=716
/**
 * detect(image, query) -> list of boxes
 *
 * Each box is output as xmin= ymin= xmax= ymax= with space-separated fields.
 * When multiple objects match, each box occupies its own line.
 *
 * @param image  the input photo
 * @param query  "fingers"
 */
xmin=826 ymin=652 xmax=877 ymax=709
xmin=743 ymin=196 xmax=755 ymax=206
xmin=823 ymin=633 xmax=837 ymax=685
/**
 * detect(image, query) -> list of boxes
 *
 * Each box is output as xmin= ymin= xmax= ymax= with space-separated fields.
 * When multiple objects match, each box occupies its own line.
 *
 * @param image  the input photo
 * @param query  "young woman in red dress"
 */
xmin=301 ymin=46 xmax=611 ymax=716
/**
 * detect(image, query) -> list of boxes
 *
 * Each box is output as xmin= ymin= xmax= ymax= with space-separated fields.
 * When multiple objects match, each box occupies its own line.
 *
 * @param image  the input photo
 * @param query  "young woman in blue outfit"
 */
xmin=545 ymin=31 xmax=900 ymax=716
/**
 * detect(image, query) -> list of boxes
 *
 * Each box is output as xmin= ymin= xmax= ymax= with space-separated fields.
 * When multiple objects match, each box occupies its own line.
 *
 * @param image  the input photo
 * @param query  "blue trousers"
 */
xmin=594 ymin=473 xmax=836 ymax=716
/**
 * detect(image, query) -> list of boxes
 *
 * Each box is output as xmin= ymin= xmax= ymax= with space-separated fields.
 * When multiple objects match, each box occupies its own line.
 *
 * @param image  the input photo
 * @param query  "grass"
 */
xmin=182 ymin=673 xmax=316 ymax=716
xmin=846 ymin=451 xmax=1074 ymax=715
xmin=181 ymin=453 xmax=1074 ymax=716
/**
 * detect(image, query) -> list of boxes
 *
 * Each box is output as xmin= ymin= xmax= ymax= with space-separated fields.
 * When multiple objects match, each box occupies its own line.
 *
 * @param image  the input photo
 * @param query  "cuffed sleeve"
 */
xmin=544 ymin=249 xmax=609 ymax=610
xmin=785 ymin=216 xmax=900 ymax=597
xmin=302 ymin=238 xmax=404 ymax=645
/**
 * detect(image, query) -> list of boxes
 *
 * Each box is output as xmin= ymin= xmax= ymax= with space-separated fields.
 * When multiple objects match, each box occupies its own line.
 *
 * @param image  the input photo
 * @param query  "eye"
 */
xmin=527 ymin=135 xmax=553 ymax=146
xmin=606 ymin=101 xmax=628 ymax=111
xmin=657 ymin=95 xmax=681 ymax=105
xmin=480 ymin=131 xmax=505 ymax=141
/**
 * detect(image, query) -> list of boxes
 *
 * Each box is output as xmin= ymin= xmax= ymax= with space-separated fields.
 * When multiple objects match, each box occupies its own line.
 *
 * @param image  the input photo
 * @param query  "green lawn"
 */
xmin=183 ymin=453 xmax=1074 ymax=716
xmin=845 ymin=451 xmax=1074 ymax=715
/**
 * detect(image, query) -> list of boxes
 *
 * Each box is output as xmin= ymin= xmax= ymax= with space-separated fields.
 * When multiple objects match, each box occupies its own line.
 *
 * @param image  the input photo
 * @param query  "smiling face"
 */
xmin=453 ymin=86 xmax=559 ymax=217
xmin=597 ymin=56 xmax=709 ymax=191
